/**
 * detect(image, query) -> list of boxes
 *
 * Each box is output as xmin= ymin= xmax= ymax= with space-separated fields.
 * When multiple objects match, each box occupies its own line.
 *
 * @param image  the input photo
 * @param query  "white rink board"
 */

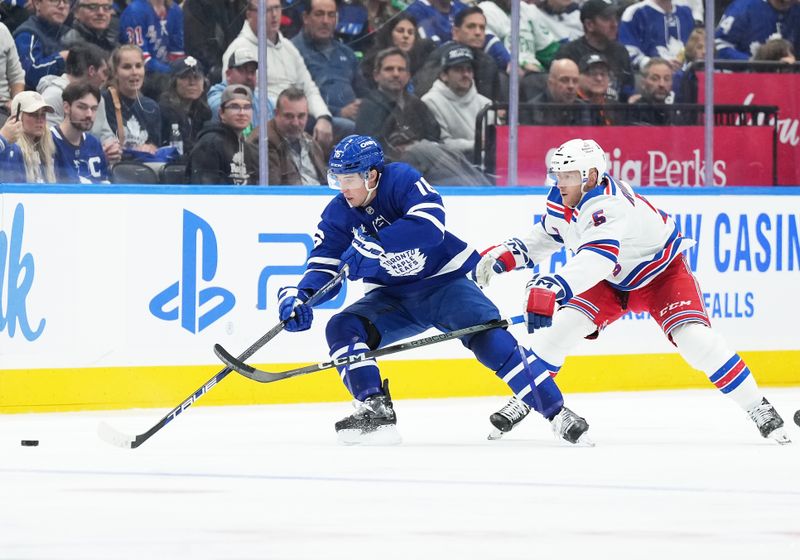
xmin=1 ymin=187 xmax=799 ymax=370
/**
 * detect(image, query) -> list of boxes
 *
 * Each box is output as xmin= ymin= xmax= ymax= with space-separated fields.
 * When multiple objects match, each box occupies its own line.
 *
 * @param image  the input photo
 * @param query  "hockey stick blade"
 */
xmin=217 ymin=315 xmax=525 ymax=384
xmin=97 ymin=421 xmax=135 ymax=449
xmin=97 ymin=269 xmax=348 ymax=449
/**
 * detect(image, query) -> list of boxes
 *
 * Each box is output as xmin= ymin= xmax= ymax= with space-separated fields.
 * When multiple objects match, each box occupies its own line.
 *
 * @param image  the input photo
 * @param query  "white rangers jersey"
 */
xmin=517 ymin=174 xmax=695 ymax=302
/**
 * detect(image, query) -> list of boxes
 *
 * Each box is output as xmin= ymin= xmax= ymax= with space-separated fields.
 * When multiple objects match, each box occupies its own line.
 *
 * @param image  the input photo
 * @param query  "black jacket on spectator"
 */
xmin=183 ymin=0 xmax=248 ymax=83
xmin=555 ymin=37 xmax=635 ymax=102
xmin=523 ymin=89 xmax=593 ymax=126
xmin=355 ymin=88 xmax=441 ymax=150
xmin=187 ymin=122 xmax=259 ymax=185
xmin=61 ymin=20 xmax=118 ymax=55
xmin=159 ymin=96 xmax=213 ymax=159
xmin=413 ymin=41 xmax=508 ymax=103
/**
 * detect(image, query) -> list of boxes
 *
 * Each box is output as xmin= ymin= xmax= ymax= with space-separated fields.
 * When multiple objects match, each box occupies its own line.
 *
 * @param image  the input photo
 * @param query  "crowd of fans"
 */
xmin=0 ymin=0 xmax=797 ymax=185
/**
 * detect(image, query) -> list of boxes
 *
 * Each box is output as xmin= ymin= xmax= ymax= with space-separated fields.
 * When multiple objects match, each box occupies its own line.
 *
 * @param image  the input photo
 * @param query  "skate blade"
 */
xmin=337 ymin=424 xmax=402 ymax=446
xmin=767 ymin=428 xmax=792 ymax=445
xmin=487 ymin=428 xmax=505 ymax=441
xmin=555 ymin=432 xmax=596 ymax=447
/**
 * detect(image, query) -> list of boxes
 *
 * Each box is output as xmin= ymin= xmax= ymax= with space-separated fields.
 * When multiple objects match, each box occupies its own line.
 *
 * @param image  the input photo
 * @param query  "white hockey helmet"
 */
xmin=548 ymin=138 xmax=607 ymax=183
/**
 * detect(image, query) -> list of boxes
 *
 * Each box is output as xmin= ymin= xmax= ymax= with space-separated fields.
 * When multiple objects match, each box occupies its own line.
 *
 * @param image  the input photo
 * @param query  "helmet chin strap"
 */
xmin=363 ymin=170 xmax=381 ymax=205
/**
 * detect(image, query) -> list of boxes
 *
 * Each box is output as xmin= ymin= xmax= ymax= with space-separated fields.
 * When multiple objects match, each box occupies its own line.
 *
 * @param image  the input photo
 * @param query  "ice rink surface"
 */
xmin=1 ymin=388 xmax=799 ymax=560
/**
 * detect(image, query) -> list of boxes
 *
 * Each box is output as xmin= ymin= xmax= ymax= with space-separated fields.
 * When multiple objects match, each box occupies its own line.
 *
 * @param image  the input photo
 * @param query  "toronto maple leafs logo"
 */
xmin=381 ymin=249 xmax=427 ymax=277
xmin=124 ymin=116 xmax=149 ymax=147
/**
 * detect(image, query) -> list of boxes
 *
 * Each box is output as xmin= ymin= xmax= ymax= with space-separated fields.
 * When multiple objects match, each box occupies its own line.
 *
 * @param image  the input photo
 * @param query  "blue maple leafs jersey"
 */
xmin=298 ymin=162 xmax=479 ymax=299
xmin=715 ymin=0 xmax=800 ymax=60
xmin=51 ymin=127 xmax=109 ymax=184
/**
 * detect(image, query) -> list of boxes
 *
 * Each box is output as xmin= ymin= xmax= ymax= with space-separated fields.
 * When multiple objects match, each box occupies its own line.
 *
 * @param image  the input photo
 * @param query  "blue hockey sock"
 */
xmin=326 ymin=313 xmax=382 ymax=401
xmin=496 ymin=346 xmax=564 ymax=419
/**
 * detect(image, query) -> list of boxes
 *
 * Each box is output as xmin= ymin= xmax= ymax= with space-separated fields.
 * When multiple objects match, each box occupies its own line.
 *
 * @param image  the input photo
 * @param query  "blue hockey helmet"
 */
xmin=328 ymin=135 xmax=385 ymax=175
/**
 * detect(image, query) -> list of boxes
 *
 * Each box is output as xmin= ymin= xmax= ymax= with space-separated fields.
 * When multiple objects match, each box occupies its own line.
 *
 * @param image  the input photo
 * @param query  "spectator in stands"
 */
xmin=364 ymin=0 xmax=405 ymax=34
xmin=335 ymin=0 xmax=369 ymax=54
xmin=38 ymin=43 xmax=121 ymax=164
xmin=524 ymin=57 xmax=592 ymax=125
xmin=413 ymin=6 xmax=507 ymax=102
xmin=0 ymin=107 xmax=21 ymax=153
xmin=421 ymin=44 xmax=490 ymax=157
xmin=754 ymin=37 xmax=796 ymax=63
xmin=356 ymin=47 xmax=440 ymax=148
xmin=556 ymin=0 xmax=635 ymax=102
xmin=223 ymin=0 xmax=332 ymax=149
xmin=576 ymin=53 xmax=618 ymax=124
xmin=13 ymin=0 xmax=70 ymax=90
xmin=716 ymin=0 xmax=800 ymax=60
xmin=51 ymin=81 xmax=109 ymax=183
xmin=629 ymin=57 xmax=682 ymax=124
xmin=479 ymin=0 xmax=559 ymax=75
xmin=182 ymin=0 xmax=247 ymax=83
xmin=292 ymin=0 xmax=370 ymax=138
xmin=619 ymin=0 xmax=695 ymax=71
xmin=158 ymin=56 xmax=211 ymax=158
xmin=267 ymin=86 xmax=326 ymax=185
xmin=208 ymin=48 xmax=273 ymax=134
xmin=535 ymin=0 xmax=584 ymax=44
xmin=0 ymin=1 xmax=31 ymax=34
xmin=405 ymin=0 xmax=467 ymax=45
xmin=361 ymin=13 xmax=435 ymax=86
xmin=187 ymin=83 xmax=259 ymax=185
xmin=62 ymin=0 xmax=119 ymax=55
xmin=0 ymin=21 xmax=25 ymax=126
xmin=0 ymin=90 xmax=56 ymax=182
xmin=673 ymin=25 xmax=704 ymax=101
xmin=103 ymin=44 xmax=161 ymax=156
xmin=119 ymin=0 xmax=184 ymax=74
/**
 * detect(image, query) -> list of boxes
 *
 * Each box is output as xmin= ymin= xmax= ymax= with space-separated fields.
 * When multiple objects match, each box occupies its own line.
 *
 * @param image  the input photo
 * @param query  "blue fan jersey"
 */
xmin=619 ymin=0 xmax=695 ymax=68
xmin=52 ymin=127 xmax=109 ymax=184
xmin=298 ymin=162 xmax=479 ymax=298
xmin=715 ymin=0 xmax=800 ymax=60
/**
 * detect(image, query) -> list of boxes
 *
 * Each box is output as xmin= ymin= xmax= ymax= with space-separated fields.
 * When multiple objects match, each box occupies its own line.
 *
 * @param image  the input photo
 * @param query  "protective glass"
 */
xmin=327 ymin=171 xmax=368 ymax=191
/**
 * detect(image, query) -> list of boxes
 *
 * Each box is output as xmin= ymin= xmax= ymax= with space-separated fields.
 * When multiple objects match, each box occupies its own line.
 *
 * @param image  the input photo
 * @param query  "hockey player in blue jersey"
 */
xmin=475 ymin=138 xmax=791 ymax=444
xmin=715 ymin=0 xmax=800 ymax=60
xmin=278 ymin=134 xmax=591 ymax=445
xmin=51 ymin=81 xmax=109 ymax=184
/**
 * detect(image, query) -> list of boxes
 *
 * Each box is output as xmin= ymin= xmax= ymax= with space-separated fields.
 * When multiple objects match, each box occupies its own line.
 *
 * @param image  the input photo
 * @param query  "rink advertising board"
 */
xmin=698 ymin=72 xmax=800 ymax=186
xmin=494 ymin=125 xmax=775 ymax=186
xmin=1 ymin=185 xmax=799 ymax=412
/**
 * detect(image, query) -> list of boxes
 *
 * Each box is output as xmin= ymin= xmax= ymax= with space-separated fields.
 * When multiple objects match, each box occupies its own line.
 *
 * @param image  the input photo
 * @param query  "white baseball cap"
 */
xmin=11 ymin=91 xmax=55 ymax=116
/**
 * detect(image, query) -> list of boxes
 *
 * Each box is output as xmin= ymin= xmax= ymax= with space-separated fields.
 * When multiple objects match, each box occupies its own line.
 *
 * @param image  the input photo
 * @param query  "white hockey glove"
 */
xmin=471 ymin=238 xmax=531 ymax=288
xmin=524 ymin=274 xmax=567 ymax=333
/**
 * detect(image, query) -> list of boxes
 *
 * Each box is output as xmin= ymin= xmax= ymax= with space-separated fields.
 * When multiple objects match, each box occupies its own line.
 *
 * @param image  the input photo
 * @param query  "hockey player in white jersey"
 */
xmin=277 ymin=135 xmax=592 ymax=445
xmin=475 ymin=138 xmax=791 ymax=444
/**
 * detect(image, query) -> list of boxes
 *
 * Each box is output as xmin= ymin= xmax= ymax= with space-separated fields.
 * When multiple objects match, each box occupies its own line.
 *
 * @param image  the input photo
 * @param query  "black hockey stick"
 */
xmin=214 ymin=315 xmax=525 ymax=384
xmin=97 ymin=268 xmax=348 ymax=449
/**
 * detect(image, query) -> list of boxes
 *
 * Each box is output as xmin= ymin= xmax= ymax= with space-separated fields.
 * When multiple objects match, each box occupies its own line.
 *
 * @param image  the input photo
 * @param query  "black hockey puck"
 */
xmin=20 ymin=440 xmax=39 ymax=447
xmin=794 ymin=410 xmax=800 ymax=428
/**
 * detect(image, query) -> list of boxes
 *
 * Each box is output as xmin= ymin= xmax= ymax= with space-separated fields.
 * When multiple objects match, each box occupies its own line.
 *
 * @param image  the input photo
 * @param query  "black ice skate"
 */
xmin=747 ymin=398 xmax=791 ymax=445
xmin=335 ymin=379 xmax=401 ymax=445
xmin=488 ymin=396 xmax=531 ymax=440
xmin=550 ymin=406 xmax=593 ymax=446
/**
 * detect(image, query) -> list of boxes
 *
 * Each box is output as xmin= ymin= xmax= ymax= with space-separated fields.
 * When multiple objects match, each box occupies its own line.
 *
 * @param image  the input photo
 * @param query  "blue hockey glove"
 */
xmin=524 ymin=274 xmax=566 ymax=333
xmin=339 ymin=229 xmax=385 ymax=280
xmin=278 ymin=287 xmax=313 ymax=332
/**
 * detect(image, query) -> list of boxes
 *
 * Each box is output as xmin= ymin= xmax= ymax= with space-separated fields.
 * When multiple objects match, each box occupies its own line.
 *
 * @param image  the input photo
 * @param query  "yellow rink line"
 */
xmin=1 ymin=351 xmax=798 ymax=414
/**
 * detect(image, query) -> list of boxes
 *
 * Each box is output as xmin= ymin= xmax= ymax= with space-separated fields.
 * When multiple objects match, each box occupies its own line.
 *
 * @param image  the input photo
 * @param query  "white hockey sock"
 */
xmin=672 ymin=323 xmax=762 ymax=411
xmin=533 ymin=307 xmax=596 ymax=366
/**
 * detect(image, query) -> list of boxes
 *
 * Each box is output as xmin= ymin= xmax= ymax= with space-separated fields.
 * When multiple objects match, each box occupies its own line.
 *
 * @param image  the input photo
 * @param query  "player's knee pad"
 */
xmin=464 ymin=327 xmax=519 ymax=371
xmin=326 ymin=313 xmax=381 ymax=401
xmin=533 ymin=307 xmax=596 ymax=366
xmin=672 ymin=322 xmax=733 ymax=373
